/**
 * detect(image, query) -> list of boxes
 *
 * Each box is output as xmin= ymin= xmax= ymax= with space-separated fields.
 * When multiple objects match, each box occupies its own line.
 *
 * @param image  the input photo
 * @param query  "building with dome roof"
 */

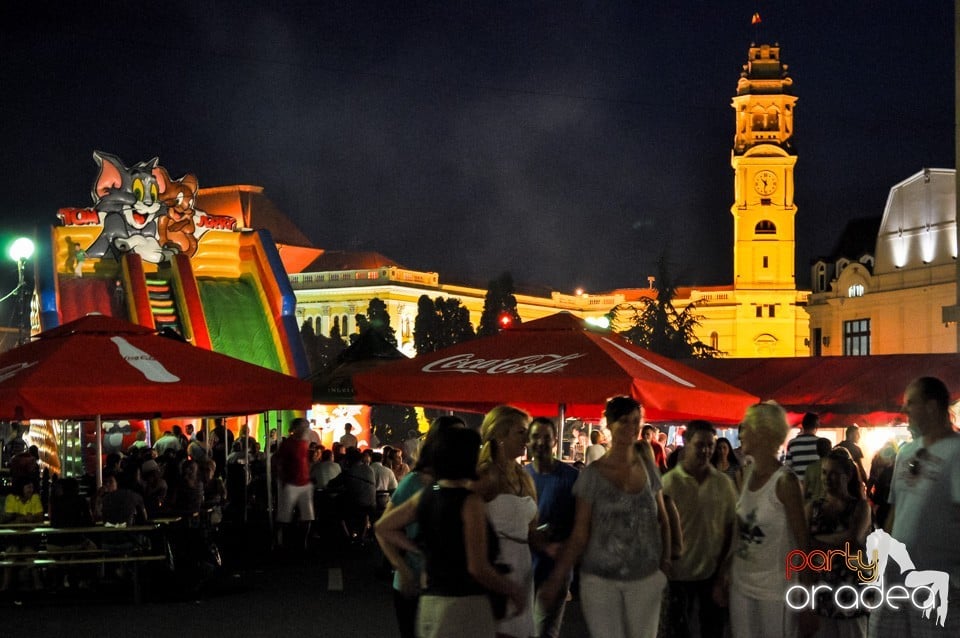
xmin=806 ymin=168 xmax=957 ymax=355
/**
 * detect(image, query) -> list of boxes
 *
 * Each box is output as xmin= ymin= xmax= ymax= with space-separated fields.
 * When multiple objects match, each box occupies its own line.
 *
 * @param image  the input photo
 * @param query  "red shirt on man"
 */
xmin=276 ymin=437 xmax=310 ymax=486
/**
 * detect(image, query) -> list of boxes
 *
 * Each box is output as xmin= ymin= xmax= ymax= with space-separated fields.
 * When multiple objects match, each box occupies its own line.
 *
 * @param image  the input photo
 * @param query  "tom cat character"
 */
xmin=86 ymin=151 xmax=174 ymax=264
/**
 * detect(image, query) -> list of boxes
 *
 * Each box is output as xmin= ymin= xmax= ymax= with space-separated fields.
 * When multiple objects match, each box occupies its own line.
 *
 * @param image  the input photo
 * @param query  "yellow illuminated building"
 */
xmin=290 ymin=252 xmax=626 ymax=357
xmin=244 ymin=43 xmax=814 ymax=359
xmin=624 ymin=43 xmax=810 ymax=357
xmin=806 ymin=168 xmax=957 ymax=355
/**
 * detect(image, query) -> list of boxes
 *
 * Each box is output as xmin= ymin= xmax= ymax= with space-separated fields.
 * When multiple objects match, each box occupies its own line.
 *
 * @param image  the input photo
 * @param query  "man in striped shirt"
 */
xmin=785 ymin=412 xmax=822 ymax=483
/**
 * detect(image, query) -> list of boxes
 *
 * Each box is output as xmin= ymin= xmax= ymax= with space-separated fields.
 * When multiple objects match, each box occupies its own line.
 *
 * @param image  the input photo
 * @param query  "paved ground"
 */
xmin=4 ymin=526 xmax=589 ymax=638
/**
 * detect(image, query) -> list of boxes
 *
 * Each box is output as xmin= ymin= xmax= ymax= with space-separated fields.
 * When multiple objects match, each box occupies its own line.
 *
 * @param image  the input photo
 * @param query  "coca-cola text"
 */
xmin=421 ymin=353 xmax=585 ymax=374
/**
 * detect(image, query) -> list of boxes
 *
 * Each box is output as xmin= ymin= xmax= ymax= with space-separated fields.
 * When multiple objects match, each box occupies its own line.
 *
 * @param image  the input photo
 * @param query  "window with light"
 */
xmin=843 ymin=319 xmax=871 ymax=356
xmin=847 ymin=284 xmax=864 ymax=297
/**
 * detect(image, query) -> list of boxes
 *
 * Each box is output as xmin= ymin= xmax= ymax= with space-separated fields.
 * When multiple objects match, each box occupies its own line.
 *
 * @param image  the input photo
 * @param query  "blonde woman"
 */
xmin=478 ymin=405 xmax=539 ymax=638
xmin=723 ymin=401 xmax=810 ymax=638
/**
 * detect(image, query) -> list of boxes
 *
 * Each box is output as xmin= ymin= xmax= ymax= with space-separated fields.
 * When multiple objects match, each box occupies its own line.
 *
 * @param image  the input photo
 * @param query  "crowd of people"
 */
xmin=373 ymin=377 xmax=960 ymax=638
xmin=0 ymin=420 xmax=248 ymax=595
xmin=3 ymin=375 xmax=959 ymax=637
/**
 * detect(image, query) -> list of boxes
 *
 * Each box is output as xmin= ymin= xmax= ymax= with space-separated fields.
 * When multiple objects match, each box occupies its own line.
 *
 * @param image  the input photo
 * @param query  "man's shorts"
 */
xmin=277 ymin=482 xmax=315 ymax=523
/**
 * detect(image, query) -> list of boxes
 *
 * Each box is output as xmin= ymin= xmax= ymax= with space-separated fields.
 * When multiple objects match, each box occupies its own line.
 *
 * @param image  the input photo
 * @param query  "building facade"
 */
xmin=806 ymin=168 xmax=957 ymax=355
xmin=274 ymin=43 xmax=813 ymax=359
xmin=290 ymin=254 xmax=623 ymax=357
xmin=656 ymin=43 xmax=810 ymax=357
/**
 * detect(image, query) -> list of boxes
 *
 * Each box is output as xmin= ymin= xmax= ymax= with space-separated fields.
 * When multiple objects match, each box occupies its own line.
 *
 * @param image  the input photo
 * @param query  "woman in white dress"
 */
xmin=721 ymin=401 xmax=811 ymax=638
xmin=478 ymin=405 xmax=539 ymax=638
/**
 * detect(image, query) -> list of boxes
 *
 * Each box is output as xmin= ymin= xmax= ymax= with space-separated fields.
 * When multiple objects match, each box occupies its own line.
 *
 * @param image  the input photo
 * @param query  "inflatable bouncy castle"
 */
xmin=37 ymin=151 xmax=309 ymax=380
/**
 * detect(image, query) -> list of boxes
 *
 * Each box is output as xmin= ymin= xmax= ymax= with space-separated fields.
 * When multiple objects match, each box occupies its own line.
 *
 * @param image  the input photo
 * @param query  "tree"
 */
xmin=435 ymin=297 xmax=475 ymax=348
xmin=414 ymin=295 xmax=439 ymax=354
xmin=370 ymin=404 xmax=420 ymax=446
xmin=353 ymin=298 xmax=397 ymax=346
xmin=353 ymin=313 xmax=370 ymax=341
xmin=478 ymin=272 xmax=522 ymax=337
xmin=330 ymin=316 xmax=342 ymax=343
xmin=315 ymin=331 xmax=348 ymax=372
xmin=300 ymin=317 xmax=319 ymax=373
xmin=299 ymin=316 xmax=347 ymax=373
xmin=609 ymin=257 xmax=719 ymax=359
xmin=414 ymin=295 xmax=475 ymax=354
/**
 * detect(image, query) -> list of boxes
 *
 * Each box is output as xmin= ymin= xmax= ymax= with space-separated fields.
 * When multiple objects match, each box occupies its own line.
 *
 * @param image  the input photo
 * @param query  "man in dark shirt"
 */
xmin=98 ymin=470 xmax=147 ymax=526
xmin=97 ymin=470 xmax=148 ymax=553
xmin=525 ymin=417 xmax=579 ymax=638
xmin=837 ymin=425 xmax=868 ymax=483
xmin=336 ymin=446 xmax=376 ymax=543
xmin=49 ymin=478 xmax=96 ymax=551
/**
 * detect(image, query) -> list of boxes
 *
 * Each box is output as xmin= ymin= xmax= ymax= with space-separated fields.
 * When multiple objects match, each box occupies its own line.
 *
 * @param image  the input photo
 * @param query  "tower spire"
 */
xmin=729 ymin=43 xmax=798 ymax=292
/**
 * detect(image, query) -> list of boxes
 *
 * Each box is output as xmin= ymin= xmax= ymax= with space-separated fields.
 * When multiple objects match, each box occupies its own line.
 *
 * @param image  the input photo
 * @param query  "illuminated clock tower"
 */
xmin=730 ymin=43 xmax=798 ymax=290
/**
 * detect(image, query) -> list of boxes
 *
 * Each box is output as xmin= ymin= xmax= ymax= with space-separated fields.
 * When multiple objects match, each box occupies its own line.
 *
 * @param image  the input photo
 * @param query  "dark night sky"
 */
xmin=0 ymin=1 xmax=954 ymax=301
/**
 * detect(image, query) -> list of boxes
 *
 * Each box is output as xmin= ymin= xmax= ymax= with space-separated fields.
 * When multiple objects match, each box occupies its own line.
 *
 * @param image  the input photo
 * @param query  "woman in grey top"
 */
xmin=539 ymin=396 xmax=671 ymax=638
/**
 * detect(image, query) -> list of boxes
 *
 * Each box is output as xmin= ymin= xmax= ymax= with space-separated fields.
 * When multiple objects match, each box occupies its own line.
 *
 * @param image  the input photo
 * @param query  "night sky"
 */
xmin=0 ymin=1 xmax=954 ymax=303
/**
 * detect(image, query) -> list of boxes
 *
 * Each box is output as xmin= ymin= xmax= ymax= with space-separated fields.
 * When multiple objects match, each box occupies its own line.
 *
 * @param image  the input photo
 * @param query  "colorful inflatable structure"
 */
xmin=36 ymin=151 xmax=310 ymax=379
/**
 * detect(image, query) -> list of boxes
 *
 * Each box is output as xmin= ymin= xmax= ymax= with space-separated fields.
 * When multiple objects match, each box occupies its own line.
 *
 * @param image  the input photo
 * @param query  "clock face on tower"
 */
xmin=754 ymin=170 xmax=778 ymax=195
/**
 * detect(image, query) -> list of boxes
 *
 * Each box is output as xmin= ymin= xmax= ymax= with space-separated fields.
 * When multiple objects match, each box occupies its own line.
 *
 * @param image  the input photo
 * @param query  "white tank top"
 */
xmin=732 ymin=465 xmax=796 ymax=601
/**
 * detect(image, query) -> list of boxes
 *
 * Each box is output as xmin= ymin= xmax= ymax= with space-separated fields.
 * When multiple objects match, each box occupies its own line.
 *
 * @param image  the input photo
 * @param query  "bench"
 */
xmin=0 ymin=524 xmax=171 ymax=602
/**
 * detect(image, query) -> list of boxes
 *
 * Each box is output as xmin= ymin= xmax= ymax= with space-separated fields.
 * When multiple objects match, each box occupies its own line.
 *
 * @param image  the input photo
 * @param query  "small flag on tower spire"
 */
xmin=751 ymin=12 xmax=762 ymax=25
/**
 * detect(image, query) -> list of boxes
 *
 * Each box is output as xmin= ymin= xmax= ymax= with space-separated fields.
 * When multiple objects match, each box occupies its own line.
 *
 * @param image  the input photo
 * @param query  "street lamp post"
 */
xmin=9 ymin=237 xmax=35 ymax=346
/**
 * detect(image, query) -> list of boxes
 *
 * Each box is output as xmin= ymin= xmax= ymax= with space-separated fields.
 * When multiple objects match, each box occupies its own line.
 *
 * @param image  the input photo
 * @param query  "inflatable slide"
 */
xmin=35 ymin=151 xmax=309 ymax=379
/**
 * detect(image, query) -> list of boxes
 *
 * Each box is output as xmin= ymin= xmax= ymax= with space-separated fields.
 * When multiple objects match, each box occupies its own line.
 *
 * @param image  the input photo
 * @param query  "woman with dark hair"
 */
xmin=171 ymin=459 xmax=204 ymax=517
xmin=376 ymin=426 xmax=524 ymax=638
xmin=540 ymin=396 xmax=671 ymax=637
xmin=804 ymin=448 xmax=871 ymax=638
xmin=379 ymin=415 xmax=468 ymax=638
xmin=711 ymin=436 xmax=741 ymax=484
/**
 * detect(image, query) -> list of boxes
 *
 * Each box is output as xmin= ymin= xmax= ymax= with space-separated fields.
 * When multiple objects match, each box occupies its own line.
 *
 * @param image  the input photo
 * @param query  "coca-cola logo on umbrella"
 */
xmin=421 ymin=353 xmax=586 ymax=374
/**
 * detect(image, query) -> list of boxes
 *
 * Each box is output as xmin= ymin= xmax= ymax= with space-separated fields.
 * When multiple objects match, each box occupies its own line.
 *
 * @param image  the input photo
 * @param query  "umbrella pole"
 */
xmin=557 ymin=403 xmax=566 ymax=460
xmin=265 ymin=411 xmax=274 ymax=548
xmin=205 ymin=419 xmax=212 ymax=455
xmin=57 ymin=419 xmax=65 ymax=477
xmin=96 ymin=415 xmax=103 ymax=489
xmin=243 ymin=416 xmax=249 ymax=525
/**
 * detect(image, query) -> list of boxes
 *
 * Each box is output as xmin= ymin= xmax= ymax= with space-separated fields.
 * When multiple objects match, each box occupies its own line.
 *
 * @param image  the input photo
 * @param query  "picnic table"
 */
xmin=0 ymin=520 xmax=175 ymax=602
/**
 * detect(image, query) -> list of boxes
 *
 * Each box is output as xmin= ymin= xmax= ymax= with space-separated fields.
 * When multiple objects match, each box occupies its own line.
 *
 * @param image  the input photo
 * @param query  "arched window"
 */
xmin=815 ymin=263 xmax=826 ymax=292
xmin=755 ymin=220 xmax=777 ymax=235
xmin=847 ymin=284 xmax=865 ymax=298
xmin=765 ymin=110 xmax=779 ymax=131
xmin=710 ymin=332 xmax=719 ymax=350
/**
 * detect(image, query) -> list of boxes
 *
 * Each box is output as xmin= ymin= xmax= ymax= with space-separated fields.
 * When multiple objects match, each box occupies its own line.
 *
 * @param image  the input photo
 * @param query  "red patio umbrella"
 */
xmin=0 ymin=314 xmax=311 ymax=420
xmin=308 ymin=329 xmax=407 ymax=404
xmin=353 ymin=312 xmax=758 ymax=425
xmin=0 ymin=313 xmax=310 ymax=491
xmin=686 ymin=354 xmax=960 ymax=427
